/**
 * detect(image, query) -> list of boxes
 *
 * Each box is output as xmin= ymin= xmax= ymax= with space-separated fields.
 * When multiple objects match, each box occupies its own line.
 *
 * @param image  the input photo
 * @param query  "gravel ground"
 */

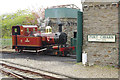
xmin=0 ymin=72 xmax=18 ymax=80
xmin=0 ymin=73 xmax=10 ymax=79
xmin=0 ymin=49 xmax=119 ymax=78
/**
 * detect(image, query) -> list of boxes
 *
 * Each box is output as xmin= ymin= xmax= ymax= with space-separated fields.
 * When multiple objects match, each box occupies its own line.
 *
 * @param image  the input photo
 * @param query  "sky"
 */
xmin=0 ymin=0 xmax=82 ymax=15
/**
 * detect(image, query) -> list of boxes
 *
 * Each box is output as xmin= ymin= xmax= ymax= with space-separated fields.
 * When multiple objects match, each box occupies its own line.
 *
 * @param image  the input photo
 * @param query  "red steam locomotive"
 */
xmin=12 ymin=24 xmax=74 ymax=56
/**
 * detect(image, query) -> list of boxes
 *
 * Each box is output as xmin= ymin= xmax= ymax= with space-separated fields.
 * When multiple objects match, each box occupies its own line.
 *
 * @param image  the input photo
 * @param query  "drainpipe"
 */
xmin=76 ymin=11 xmax=83 ymax=62
xmin=118 ymin=1 xmax=120 ymax=66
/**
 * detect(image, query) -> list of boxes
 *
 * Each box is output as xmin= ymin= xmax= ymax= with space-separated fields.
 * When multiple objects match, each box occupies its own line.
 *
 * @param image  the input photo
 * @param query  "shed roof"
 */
xmin=45 ymin=8 xmax=80 ymax=18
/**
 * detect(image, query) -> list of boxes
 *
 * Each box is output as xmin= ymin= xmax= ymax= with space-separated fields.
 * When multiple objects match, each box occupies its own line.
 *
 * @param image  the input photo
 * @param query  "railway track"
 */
xmin=1 ymin=63 xmax=62 ymax=80
xmin=0 ymin=60 xmax=76 ymax=80
xmin=0 ymin=68 xmax=35 ymax=80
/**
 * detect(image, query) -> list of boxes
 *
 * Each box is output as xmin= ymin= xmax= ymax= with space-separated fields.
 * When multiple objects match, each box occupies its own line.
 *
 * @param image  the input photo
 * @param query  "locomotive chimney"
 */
xmin=57 ymin=18 xmax=62 ymax=32
xmin=58 ymin=23 xmax=62 ymax=32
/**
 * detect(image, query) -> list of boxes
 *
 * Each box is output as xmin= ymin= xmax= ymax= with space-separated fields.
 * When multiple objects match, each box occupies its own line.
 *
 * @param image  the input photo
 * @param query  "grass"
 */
xmin=0 ymin=38 xmax=12 ymax=47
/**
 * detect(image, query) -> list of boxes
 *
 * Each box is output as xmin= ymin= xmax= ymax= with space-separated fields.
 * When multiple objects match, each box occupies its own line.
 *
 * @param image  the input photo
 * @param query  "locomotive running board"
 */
xmin=19 ymin=48 xmax=47 ymax=52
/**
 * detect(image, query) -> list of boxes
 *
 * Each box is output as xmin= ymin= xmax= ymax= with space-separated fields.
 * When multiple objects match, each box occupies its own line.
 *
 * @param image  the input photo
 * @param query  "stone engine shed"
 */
xmin=45 ymin=2 xmax=120 ymax=66
xmin=83 ymin=2 xmax=119 ymax=66
xmin=45 ymin=5 xmax=80 ymax=46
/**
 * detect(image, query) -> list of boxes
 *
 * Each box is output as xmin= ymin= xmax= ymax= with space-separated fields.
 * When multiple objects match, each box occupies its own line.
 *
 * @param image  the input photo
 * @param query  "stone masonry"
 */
xmin=48 ymin=2 xmax=119 ymax=66
xmin=49 ymin=18 xmax=77 ymax=46
xmin=83 ymin=2 xmax=119 ymax=66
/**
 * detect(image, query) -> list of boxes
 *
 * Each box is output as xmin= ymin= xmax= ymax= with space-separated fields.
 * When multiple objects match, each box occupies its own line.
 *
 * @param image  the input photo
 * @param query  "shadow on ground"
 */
xmin=1 ymin=51 xmax=76 ymax=64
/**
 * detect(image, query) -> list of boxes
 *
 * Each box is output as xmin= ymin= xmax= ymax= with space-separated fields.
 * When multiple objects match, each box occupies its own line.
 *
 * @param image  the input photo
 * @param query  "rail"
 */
xmin=0 ymin=60 xmax=76 ymax=80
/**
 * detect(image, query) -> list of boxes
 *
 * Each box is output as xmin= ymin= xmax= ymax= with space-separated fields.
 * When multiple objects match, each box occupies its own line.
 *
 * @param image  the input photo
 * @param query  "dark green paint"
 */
xmin=76 ymin=11 xmax=83 ymax=62
xmin=71 ymin=38 xmax=77 ymax=53
xmin=45 ymin=8 xmax=80 ymax=18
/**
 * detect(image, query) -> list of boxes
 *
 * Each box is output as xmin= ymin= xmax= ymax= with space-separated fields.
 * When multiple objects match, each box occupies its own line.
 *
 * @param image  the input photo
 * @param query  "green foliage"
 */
xmin=1 ymin=9 xmax=38 ymax=38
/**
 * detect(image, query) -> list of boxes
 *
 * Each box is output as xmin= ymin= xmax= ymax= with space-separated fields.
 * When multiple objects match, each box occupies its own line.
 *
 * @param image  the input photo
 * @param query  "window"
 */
xmin=33 ymin=28 xmax=35 ymax=31
xmin=14 ymin=28 xmax=17 ymax=32
xmin=49 ymin=28 xmax=52 ymax=32
xmin=27 ymin=28 xmax=29 ymax=32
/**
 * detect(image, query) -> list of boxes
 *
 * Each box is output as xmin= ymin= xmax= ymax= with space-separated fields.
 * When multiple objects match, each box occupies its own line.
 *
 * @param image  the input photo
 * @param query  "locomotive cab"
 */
xmin=12 ymin=26 xmax=21 ymax=49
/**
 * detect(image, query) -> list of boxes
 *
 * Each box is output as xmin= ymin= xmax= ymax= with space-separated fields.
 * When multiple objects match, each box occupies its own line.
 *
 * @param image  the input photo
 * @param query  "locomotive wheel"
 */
xmin=19 ymin=49 xmax=23 ymax=53
xmin=18 ymin=49 xmax=23 ymax=53
xmin=63 ymin=51 xmax=70 ymax=57
xmin=36 ymin=50 xmax=38 ymax=53
xmin=54 ymin=51 xmax=61 ymax=56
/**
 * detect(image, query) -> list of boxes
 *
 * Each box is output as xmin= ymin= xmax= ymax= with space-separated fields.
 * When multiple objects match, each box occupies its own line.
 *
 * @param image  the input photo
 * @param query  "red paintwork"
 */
xmin=17 ymin=35 xmax=42 ymax=47
xmin=20 ymin=25 xmax=38 ymax=36
xmin=20 ymin=26 xmax=24 ymax=35
xmin=41 ymin=33 xmax=55 ymax=44
xmin=52 ymin=46 xmax=58 ymax=49
xmin=59 ymin=46 xmax=75 ymax=52
xmin=12 ymin=25 xmax=38 ymax=47
xmin=46 ymin=37 xmax=55 ymax=44
xmin=12 ymin=35 xmax=16 ymax=46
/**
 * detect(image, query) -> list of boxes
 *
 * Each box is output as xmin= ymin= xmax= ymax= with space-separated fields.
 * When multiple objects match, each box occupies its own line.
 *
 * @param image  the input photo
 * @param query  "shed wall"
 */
xmin=48 ymin=18 xmax=77 ymax=46
xmin=83 ymin=2 xmax=119 ymax=66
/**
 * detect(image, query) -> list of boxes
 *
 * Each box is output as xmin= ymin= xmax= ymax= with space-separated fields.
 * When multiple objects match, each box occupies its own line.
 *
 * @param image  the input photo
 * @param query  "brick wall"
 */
xmin=83 ymin=2 xmax=119 ymax=66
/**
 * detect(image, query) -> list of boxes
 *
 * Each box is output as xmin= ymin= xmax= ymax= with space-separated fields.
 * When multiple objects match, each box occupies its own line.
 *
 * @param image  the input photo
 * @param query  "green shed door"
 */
xmin=76 ymin=11 xmax=83 ymax=62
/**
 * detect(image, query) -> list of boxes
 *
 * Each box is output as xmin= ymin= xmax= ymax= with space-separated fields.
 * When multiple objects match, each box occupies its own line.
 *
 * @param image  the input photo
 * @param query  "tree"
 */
xmin=1 ymin=9 xmax=38 ymax=38
xmin=31 ymin=8 xmax=45 ymax=26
